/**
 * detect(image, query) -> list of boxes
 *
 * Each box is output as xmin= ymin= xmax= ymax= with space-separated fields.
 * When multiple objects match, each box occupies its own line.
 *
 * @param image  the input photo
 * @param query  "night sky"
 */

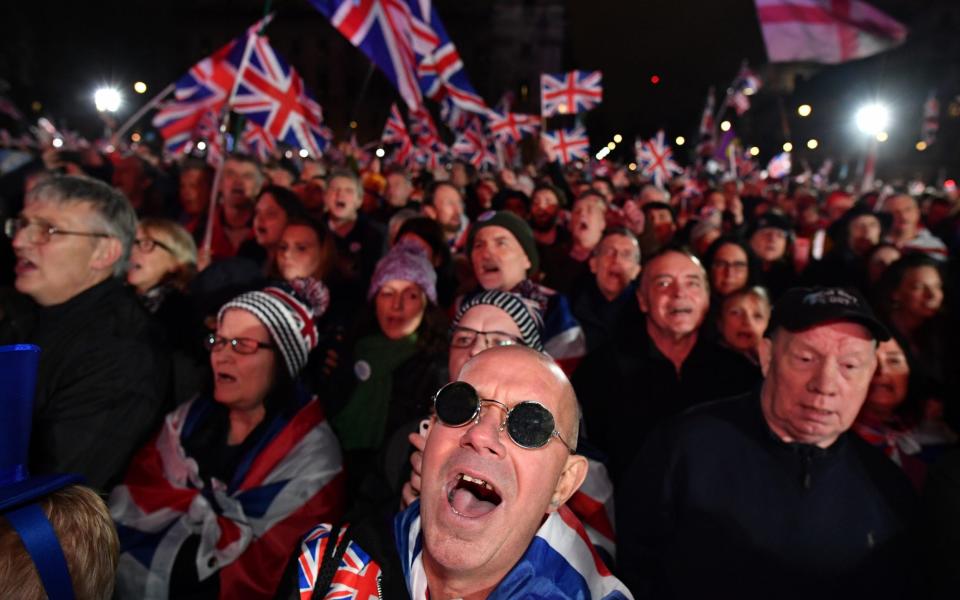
xmin=2 ymin=0 xmax=959 ymax=180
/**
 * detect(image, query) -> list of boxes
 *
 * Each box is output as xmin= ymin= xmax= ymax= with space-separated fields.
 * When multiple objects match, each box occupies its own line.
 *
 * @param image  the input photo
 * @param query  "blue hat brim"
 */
xmin=0 ymin=474 xmax=84 ymax=513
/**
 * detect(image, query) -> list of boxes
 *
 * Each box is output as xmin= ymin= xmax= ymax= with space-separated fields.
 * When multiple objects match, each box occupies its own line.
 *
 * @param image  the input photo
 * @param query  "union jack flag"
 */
xmin=452 ymin=117 xmax=495 ymax=170
xmin=408 ymin=106 xmax=447 ymax=155
xmin=636 ymin=130 xmax=683 ymax=189
xmin=540 ymin=70 xmax=603 ymax=117
xmin=152 ymin=15 xmax=273 ymax=155
xmin=487 ymin=111 xmax=540 ymax=142
xmin=541 ymin=127 xmax=590 ymax=165
xmin=438 ymin=95 xmax=470 ymax=131
xmin=766 ymin=151 xmax=792 ymax=179
xmin=696 ymin=86 xmax=716 ymax=159
xmin=239 ymin=121 xmax=277 ymax=162
xmin=381 ymin=103 xmax=414 ymax=165
xmin=232 ymin=36 xmax=329 ymax=158
xmin=726 ymin=62 xmax=762 ymax=116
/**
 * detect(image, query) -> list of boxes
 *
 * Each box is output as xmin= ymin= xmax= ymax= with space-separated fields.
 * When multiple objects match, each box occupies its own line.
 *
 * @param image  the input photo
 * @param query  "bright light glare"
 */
xmin=720 ymin=120 xmax=731 ymax=132
xmin=749 ymin=146 xmax=759 ymax=156
xmin=196 ymin=141 xmax=207 ymax=151
xmin=876 ymin=131 xmax=889 ymax=143
xmin=613 ymin=134 xmax=623 ymax=144
xmin=797 ymin=104 xmax=812 ymax=117
xmin=606 ymin=142 xmax=616 ymax=150
xmin=133 ymin=81 xmax=147 ymax=94
xmin=916 ymin=141 xmax=927 ymax=151
xmin=675 ymin=136 xmax=685 ymax=146
xmin=806 ymin=139 xmax=818 ymax=149
xmin=94 ymin=87 xmax=122 ymax=112
xmin=299 ymin=149 xmax=310 ymax=158
xmin=375 ymin=147 xmax=386 ymax=158
xmin=628 ymin=162 xmax=637 ymax=171
xmin=51 ymin=138 xmax=63 ymax=148
xmin=783 ymin=142 xmax=793 ymax=152
xmin=855 ymin=103 xmax=890 ymax=135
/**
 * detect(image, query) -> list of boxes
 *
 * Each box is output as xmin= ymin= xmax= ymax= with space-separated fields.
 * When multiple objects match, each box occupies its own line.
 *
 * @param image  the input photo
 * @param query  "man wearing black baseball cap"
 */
xmin=615 ymin=286 xmax=917 ymax=599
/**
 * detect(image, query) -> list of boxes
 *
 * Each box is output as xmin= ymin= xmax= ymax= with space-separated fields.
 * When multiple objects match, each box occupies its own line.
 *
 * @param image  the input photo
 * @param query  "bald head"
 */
xmin=458 ymin=346 xmax=579 ymax=449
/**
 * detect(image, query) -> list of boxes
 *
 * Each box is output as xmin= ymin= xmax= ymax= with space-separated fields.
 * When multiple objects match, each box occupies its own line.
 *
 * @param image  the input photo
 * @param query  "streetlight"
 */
xmin=606 ymin=142 xmax=616 ymax=150
xmin=375 ymin=147 xmax=386 ymax=158
xmin=94 ymin=87 xmax=122 ymax=113
xmin=855 ymin=103 xmax=890 ymax=135
xmin=806 ymin=139 xmax=818 ymax=149
xmin=133 ymin=81 xmax=147 ymax=94
xmin=613 ymin=134 xmax=623 ymax=143
xmin=675 ymin=136 xmax=685 ymax=146
xmin=299 ymin=149 xmax=310 ymax=158
xmin=916 ymin=141 xmax=927 ymax=151
xmin=782 ymin=142 xmax=793 ymax=152
xmin=749 ymin=146 xmax=759 ymax=156
xmin=720 ymin=120 xmax=731 ymax=132
xmin=797 ymin=104 xmax=812 ymax=117
xmin=875 ymin=131 xmax=889 ymax=143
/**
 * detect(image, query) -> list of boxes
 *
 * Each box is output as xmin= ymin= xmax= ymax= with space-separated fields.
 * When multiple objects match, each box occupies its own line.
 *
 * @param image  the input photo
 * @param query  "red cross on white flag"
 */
xmin=755 ymin=0 xmax=907 ymax=64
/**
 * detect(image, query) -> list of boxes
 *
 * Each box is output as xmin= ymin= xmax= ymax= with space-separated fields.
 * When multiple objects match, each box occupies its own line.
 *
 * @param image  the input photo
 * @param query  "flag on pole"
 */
xmin=696 ymin=87 xmax=717 ymax=159
xmin=540 ymin=70 xmax=603 ymax=117
xmin=636 ymin=130 xmax=683 ymax=189
xmin=922 ymin=91 xmax=939 ymax=146
xmin=487 ymin=111 xmax=540 ymax=142
xmin=766 ymin=151 xmax=792 ymax=179
xmin=381 ymin=103 xmax=414 ymax=165
xmin=451 ymin=117 xmax=496 ymax=170
xmin=754 ymin=0 xmax=907 ymax=64
xmin=152 ymin=15 xmax=273 ymax=155
xmin=541 ymin=127 xmax=590 ymax=165
xmin=239 ymin=121 xmax=277 ymax=162
xmin=727 ymin=62 xmax=762 ymax=116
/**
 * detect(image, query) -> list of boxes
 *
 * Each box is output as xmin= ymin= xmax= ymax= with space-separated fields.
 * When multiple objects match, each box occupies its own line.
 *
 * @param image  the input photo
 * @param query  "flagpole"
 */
xmin=110 ymin=82 xmax=175 ymax=147
xmin=201 ymin=7 xmax=271 ymax=261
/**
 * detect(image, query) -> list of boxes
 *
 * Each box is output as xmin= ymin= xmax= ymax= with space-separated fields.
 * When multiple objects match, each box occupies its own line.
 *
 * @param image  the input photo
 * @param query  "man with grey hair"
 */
xmin=3 ymin=175 xmax=168 ymax=490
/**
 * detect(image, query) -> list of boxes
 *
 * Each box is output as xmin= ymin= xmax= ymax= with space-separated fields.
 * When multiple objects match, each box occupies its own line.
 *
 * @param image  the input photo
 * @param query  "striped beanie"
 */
xmin=218 ymin=278 xmax=330 ymax=377
xmin=455 ymin=290 xmax=544 ymax=351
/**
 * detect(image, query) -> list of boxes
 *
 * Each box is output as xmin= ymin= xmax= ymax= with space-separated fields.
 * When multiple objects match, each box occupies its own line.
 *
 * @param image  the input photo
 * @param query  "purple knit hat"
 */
xmin=367 ymin=239 xmax=438 ymax=304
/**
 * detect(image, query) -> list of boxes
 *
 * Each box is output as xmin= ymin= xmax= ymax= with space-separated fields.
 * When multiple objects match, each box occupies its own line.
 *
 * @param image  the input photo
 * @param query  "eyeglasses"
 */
xmin=4 ymin=217 xmax=111 ymax=245
xmin=449 ymin=326 xmax=524 ymax=350
xmin=433 ymin=381 xmax=575 ymax=453
xmin=205 ymin=333 xmax=274 ymax=355
xmin=712 ymin=259 xmax=748 ymax=271
xmin=134 ymin=237 xmax=174 ymax=254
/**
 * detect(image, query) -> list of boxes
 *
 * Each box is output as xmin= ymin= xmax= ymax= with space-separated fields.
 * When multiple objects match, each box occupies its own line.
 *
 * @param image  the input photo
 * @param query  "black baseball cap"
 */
xmin=765 ymin=287 xmax=891 ymax=341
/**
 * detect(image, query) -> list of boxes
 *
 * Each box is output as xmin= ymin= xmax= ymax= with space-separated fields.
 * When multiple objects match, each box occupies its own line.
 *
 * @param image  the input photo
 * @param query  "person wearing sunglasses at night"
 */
xmin=278 ymin=346 xmax=631 ymax=599
xmin=111 ymin=279 xmax=345 ymax=599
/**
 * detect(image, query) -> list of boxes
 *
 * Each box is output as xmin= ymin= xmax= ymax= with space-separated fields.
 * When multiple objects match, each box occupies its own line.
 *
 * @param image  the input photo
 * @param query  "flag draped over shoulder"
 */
xmin=754 ymin=0 xmax=907 ymax=64
xmin=110 ymin=394 xmax=345 ymax=600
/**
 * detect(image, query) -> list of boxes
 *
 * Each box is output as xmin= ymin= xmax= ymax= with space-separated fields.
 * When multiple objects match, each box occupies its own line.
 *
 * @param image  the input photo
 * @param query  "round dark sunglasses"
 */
xmin=432 ymin=381 xmax=575 ymax=453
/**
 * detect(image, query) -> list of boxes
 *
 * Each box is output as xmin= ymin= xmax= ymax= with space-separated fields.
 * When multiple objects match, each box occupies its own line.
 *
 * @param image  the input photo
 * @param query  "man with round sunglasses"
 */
xmin=279 ymin=346 xmax=631 ymax=599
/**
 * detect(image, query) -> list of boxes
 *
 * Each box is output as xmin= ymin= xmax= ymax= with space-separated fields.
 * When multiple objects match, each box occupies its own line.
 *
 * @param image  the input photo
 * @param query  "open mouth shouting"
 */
xmin=446 ymin=472 xmax=503 ymax=519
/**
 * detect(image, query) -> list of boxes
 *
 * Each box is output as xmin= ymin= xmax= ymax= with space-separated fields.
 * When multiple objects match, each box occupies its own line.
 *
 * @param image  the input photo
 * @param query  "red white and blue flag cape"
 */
xmin=567 ymin=458 xmax=617 ymax=562
xmin=636 ymin=130 xmax=683 ymax=189
xmin=540 ymin=70 xmax=603 ymax=117
xmin=542 ymin=127 xmax=590 ymax=165
xmin=293 ymin=500 xmax=630 ymax=599
xmin=396 ymin=501 xmax=631 ymax=599
xmin=110 ymin=394 xmax=345 ymax=600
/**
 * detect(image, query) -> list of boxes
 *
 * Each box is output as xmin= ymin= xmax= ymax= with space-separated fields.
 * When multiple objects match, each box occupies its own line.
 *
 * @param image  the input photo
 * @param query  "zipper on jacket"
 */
xmin=376 ymin=572 xmax=383 ymax=599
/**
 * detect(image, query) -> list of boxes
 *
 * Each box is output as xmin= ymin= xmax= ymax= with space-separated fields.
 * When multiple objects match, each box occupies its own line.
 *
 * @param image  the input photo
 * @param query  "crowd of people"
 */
xmin=0 ymin=140 xmax=959 ymax=598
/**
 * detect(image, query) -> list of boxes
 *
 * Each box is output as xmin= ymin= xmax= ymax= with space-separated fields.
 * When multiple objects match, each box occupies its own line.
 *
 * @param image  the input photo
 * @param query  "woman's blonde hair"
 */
xmin=140 ymin=217 xmax=198 ymax=291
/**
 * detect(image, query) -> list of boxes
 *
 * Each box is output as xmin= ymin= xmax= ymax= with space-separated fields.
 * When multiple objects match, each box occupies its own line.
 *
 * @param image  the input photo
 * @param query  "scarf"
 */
xmin=394 ymin=500 xmax=632 ymax=599
xmin=110 ymin=393 xmax=345 ymax=599
xmin=852 ymin=420 xmax=922 ymax=466
xmin=332 ymin=333 xmax=419 ymax=450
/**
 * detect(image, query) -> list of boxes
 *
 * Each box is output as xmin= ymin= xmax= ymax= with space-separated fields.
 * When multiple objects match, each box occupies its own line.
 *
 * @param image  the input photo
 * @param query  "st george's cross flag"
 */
xmin=754 ymin=0 xmax=907 ymax=64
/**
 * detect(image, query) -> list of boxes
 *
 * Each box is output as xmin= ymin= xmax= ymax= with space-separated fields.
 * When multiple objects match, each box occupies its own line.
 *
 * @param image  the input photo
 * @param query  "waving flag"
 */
xmin=381 ymin=103 xmax=414 ymax=165
xmin=153 ymin=15 xmax=273 ymax=154
xmin=540 ymin=70 xmax=603 ymax=117
xmin=727 ymin=62 xmax=762 ymax=116
xmin=240 ymin=121 xmax=277 ymax=162
xmin=755 ymin=0 xmax=907 ymax=64
xmin=452 ymin=117 xmax=496 ymax=169
xmin=766 ymin=151 xmax=792 ymax=179
xmin=922 ymin=91 xmax=939 ymax=146
xmin=636 ymin=130 xmax=683 ymax=188
xmin=232 ymin=36 xmax=329 ymax=158
xmin=696 ymin=87 xmax=717 ymax=159
xmin=488 ymin=111 xmax=540 ymax=142
xmin=542 ymin=127 xmax=590 ymax=165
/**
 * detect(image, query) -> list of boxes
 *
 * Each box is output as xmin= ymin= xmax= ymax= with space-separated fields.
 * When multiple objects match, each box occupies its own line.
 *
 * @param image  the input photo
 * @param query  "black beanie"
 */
xmin=467 ymin=210 xmax=540 ymax=276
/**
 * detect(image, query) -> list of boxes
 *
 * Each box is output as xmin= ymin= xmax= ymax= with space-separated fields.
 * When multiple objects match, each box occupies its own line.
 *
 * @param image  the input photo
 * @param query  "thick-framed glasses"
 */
xmin=449 ymin=326 xmax=524 ymax=350
xmin=205 ymin=333 xmax=274 ymax=355
xmin=432 ymin=381 xmax=575 ymax=454
xmin=4 ymin=217 xmax=111 ymax=245
xmin=134 ymin=237 xmax=174 ymax=254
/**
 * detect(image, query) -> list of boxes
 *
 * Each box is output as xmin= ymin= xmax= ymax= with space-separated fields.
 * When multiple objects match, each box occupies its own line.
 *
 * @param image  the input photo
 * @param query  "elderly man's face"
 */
xmin=221 ymin=159 xmax=263 ymax=204
xmin=590 ymin=233 xmax=641 ymax=300
xmin=639 ymin=251 xmax=709 ymax=340
xmin=471 ymin=226 xmax=531 ymax=291
xmin=420 ymin=347 xmax=586 ymax=590
xmin=759 ymin=322 xmax=878 ymax=448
